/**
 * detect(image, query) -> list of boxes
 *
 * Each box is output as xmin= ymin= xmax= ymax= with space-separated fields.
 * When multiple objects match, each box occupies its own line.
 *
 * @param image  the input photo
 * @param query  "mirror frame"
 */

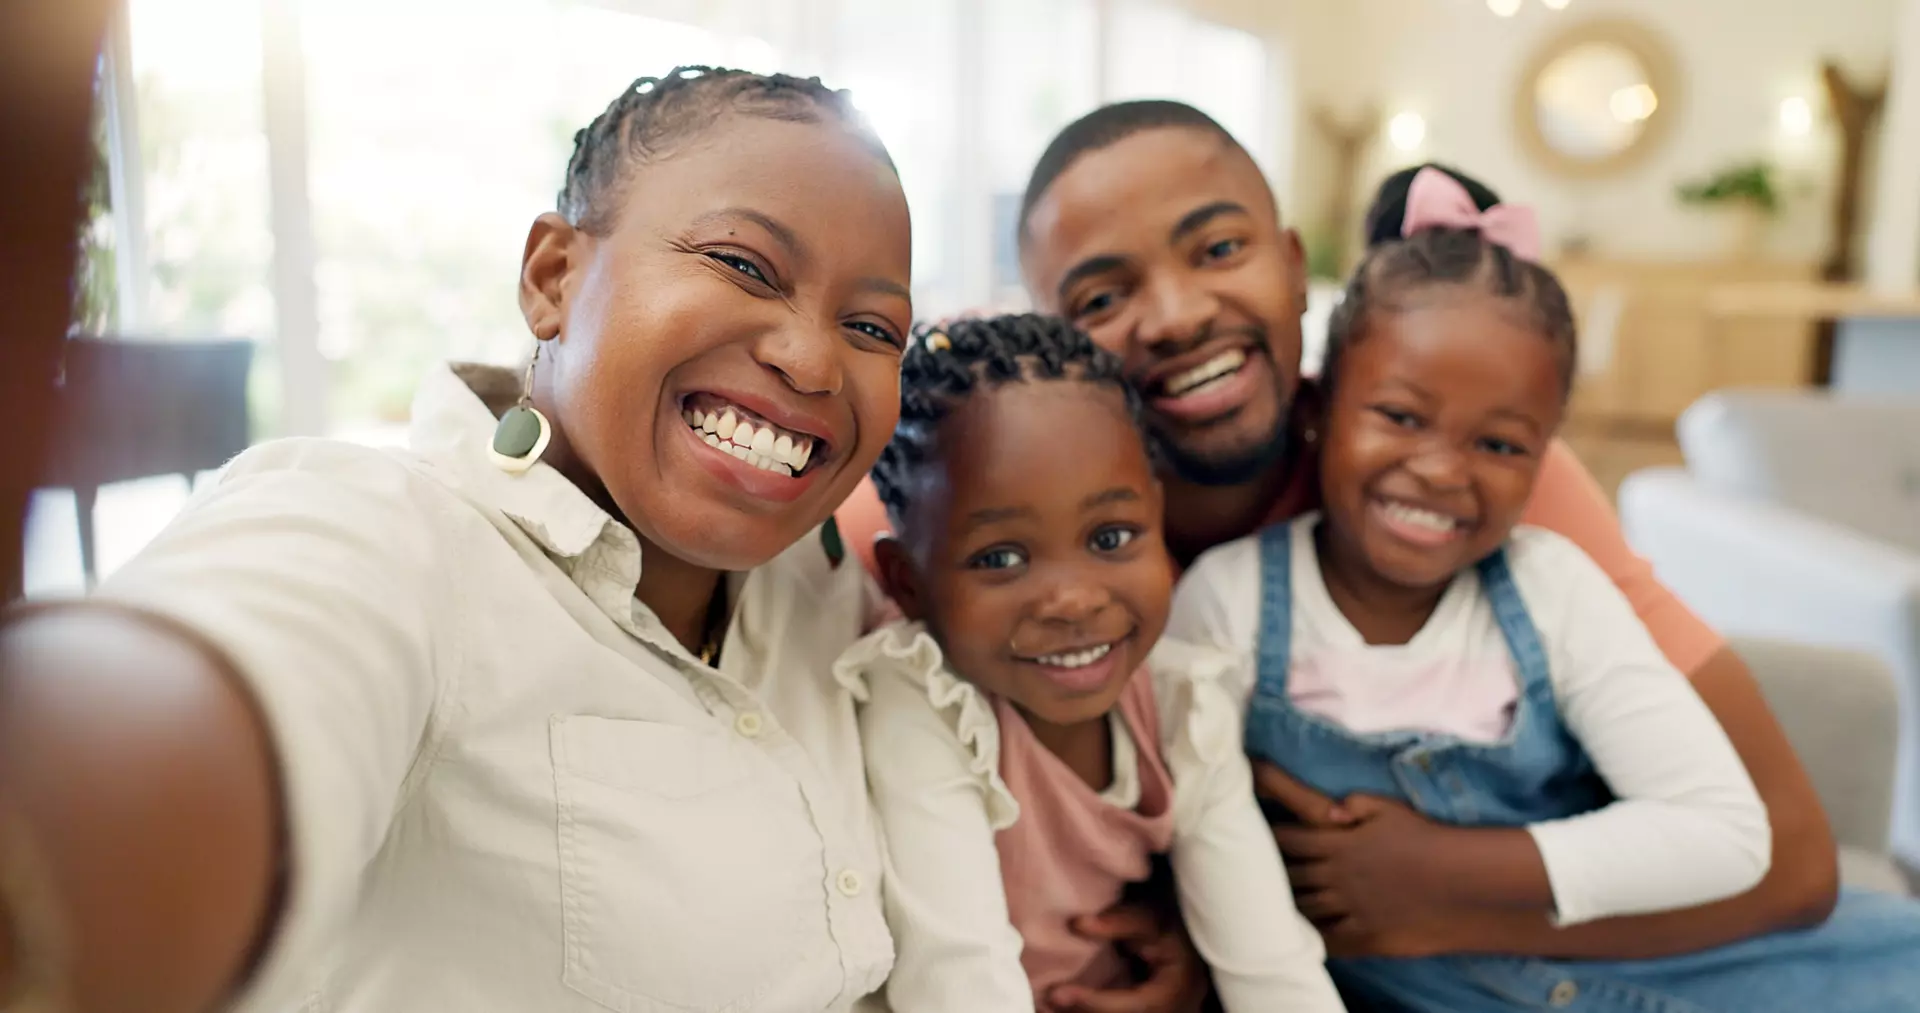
xmin=1515 ymin=18 xmax=1681 ymax=180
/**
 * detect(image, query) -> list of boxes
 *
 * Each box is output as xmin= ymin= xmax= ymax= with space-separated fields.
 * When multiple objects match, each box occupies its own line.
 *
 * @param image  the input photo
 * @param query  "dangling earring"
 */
xmin=490 ymin=343 xmax=552 ymax=473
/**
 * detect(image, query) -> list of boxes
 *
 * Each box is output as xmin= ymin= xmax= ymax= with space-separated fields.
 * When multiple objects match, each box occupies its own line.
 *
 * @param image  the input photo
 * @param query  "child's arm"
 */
xmin=852 ymin=646 xmax=1035 ymax=1013
xmin=1518 ymin=530 xmax=1772 ymax=926
xmin=1155 ymin=644 xmax=1347 ymax=1013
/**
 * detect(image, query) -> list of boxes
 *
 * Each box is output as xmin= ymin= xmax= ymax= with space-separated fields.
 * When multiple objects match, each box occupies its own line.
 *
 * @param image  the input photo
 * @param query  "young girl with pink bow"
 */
xmin=1171 ymin=167 xmax=1920 ymax=1012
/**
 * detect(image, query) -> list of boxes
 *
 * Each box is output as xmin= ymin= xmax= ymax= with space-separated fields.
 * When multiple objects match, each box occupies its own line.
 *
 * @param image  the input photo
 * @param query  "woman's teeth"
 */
xmin=1031 ymin=643 xmax=1114 ymax=669
xmin=1163 ymin=349 xmax=1247 ymax=397
xmin=1381 ymin=501 xmax=1458 ymax=533
xmin=683 ymin=407 xmax=814 ymax=477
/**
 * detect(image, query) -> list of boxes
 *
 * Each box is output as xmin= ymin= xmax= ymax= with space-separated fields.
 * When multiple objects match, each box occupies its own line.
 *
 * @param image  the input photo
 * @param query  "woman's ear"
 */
xmin=520 ymin=212 xmax=577 ymax=341
xmin=872 ymin=535 xmax=926 ymax=622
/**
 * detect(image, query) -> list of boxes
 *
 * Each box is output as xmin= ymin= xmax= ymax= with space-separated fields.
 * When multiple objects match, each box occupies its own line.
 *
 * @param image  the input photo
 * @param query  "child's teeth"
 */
xmin=1385 ymin=502 xmax=1455 ymax=532
xmin=716 ymin=410 xmax=738 ymax=440
xmin=751 ymin=427 xmax=775 ymax=455
xmin=703 ymin=433 xmax=722 ymax=447
xmin=734 ymin=421 xmax=756 ymax=447
xmin=774 ymin=433 xmax=794 ymax=464
xmin=729 ymin=444 xmax=750 ymax=460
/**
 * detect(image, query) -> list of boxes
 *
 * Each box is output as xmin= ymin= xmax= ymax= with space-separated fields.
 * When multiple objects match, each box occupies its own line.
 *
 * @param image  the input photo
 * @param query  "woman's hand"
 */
xmin=1045 ymin=905 xmax=1209 ymax=1013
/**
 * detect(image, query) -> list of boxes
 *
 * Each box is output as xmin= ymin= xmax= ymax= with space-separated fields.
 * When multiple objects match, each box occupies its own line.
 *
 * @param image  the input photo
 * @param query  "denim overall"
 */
xmin=1245 ymin=522 xmax=1920 ymax=1013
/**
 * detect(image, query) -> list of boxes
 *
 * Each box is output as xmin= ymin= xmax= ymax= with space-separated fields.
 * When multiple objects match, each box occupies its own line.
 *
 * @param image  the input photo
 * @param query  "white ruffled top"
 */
xmin=838 ymin=620 xmax=1345 ymax=1013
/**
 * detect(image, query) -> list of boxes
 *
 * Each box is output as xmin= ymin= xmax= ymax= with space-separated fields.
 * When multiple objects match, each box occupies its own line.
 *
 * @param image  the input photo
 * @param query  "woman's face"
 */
xmin=521 ymin=114 xmax=912 ymax=571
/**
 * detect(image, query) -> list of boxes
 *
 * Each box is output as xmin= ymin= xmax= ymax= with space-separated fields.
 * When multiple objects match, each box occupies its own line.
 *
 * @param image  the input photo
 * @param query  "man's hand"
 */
xmin=1045 ymin=905 xmax=1208 ymax=1013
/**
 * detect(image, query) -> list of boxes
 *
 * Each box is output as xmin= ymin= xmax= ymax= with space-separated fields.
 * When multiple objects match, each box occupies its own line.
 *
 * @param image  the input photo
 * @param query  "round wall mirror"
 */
xmin=1516 ymin=20 xmax=1678 ymax=178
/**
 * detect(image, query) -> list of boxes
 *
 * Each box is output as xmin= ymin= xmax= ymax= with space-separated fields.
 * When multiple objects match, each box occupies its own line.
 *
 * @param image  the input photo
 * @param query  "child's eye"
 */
xmin=967 ymin=547 xmax=1027 ymax=571
xmin=1089 ymin=526 xmax=1139 ymax=553
xmin=1477 ymin=437 xmax=1528 ymax=457
xmin=1373 ymin=406 xmax=1423 ymax=429
xmin=709 ymin=252 xmax=770 ymax=285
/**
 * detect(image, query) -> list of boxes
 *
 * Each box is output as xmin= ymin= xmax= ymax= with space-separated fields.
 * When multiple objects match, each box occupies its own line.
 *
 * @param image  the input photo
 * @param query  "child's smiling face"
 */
xmin=1316 ymin=292 xmax=1568 ymax=591
xmin=884 ymin=378 xmax=1173 ymax=733
xmin=522 ymin=113 xmax=912 ymax=571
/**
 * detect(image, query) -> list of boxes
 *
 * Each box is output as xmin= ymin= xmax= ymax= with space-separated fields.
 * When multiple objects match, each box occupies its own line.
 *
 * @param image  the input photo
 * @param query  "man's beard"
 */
xmin=1150 ymin=408 xmax=1292 ymax=487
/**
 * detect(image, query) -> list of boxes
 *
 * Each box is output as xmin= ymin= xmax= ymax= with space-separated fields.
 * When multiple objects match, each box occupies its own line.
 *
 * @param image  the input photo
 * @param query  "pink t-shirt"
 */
xmin=992 ymin=669 xmax=1176 ymax=999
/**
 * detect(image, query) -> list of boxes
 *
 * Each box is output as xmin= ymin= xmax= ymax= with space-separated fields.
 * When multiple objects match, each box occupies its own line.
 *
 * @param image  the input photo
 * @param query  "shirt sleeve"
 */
xmin=858 ymin=663 xmax=1034 ymax=1013
xmin=1515 ymin=530 xmax=1771 ymax=926
xmin=1161 ymin=667 xmax=1344 ymax=1013
xmin=1166 ymin=540 xmax=1264 ymax=705
xmin=88 ymin=439 xmax=453 ymax=1008
xmin=1520 ymin=440 xmax=1725 ymax=677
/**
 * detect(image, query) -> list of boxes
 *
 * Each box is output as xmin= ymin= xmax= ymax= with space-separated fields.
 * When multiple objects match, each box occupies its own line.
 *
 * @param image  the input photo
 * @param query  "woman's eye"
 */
xmin=968 ymin=547 xmax=1027 ymax=571
xmin=847 ymin=320 xmax=902 ymax=348
xmin=1090 ymin=526 xmax=1138 ymax=553
xmin=710 ymin=252 xmax=769 ymax=284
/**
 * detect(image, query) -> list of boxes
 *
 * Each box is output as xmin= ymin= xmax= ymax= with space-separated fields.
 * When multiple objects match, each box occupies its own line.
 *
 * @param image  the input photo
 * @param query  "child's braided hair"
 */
xmin=871 ymin=314 xmax=1149 ymax=524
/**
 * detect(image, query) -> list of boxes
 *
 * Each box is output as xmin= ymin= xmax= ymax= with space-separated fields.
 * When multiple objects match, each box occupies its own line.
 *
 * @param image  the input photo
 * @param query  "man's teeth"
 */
xmin=1164 ymin=349 xmax=1247 ymax=397
xmin=1382 ymin=501 xmax=1458 ymax=533
xmin=1033 ymin=643 xmax=1114 ymax=669
xmin=682 ymin=407 xmax=814 ymax=477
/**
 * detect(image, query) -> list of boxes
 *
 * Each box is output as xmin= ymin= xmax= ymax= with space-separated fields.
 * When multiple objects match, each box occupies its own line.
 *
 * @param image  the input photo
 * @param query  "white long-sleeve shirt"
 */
xmin=1168 ymin=517 xmax=1771 ymax=927
xmin=839 ymin=623 xmax=1346 ymax=1013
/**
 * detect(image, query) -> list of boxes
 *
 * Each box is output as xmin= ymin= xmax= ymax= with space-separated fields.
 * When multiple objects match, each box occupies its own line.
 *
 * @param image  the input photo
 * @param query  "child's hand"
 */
xmin=1044 ymin=905 xmax=1209 ymax=1013
xmin=1267 ymin=790 xmax=1470 ymax=959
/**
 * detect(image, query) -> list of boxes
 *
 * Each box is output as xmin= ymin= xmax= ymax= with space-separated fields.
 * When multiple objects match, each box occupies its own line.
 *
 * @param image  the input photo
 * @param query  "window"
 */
xmin=39 ymin=0 xmax=1281 ymax=592
xmin=303 ymin=1 xmax=788 ymax=434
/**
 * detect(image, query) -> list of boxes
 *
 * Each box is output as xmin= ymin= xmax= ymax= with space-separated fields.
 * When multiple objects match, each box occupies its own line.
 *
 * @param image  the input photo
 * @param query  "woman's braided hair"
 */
xmin=558 ymin=65 xmax=892 ymax=235
xmin=870 ymin=314 xmax=1149 ymax=524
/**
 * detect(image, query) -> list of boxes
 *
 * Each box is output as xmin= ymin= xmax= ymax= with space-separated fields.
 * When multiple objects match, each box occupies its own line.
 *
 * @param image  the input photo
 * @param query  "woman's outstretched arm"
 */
xmin=1 ymin=608 xmax=282 ymax=1013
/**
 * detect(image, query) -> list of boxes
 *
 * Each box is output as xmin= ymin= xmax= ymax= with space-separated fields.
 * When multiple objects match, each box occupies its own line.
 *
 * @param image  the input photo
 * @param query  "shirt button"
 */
xmin=836 ymin=869 xmax=863 ymax=897
xmin=734 ymin=712 xmax=764 ymax=739
xmin=1549 ymin=981 xmax=1579 ymax=1007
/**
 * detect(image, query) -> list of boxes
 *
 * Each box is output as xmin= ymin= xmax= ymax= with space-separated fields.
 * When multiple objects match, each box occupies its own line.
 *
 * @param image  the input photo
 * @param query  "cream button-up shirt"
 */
xmin=94 ymin=364 xmax=895 ymax=1012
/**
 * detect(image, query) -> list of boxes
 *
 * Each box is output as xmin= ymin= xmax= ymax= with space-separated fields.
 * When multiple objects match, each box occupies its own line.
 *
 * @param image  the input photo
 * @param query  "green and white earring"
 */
xmin=490 ymin=344 xmax=553 ymax=473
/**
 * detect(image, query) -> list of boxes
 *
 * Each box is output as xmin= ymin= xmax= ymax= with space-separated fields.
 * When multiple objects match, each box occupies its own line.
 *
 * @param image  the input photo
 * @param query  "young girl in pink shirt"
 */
xmin=837 ymin=314 xmax=1344 ymax=1013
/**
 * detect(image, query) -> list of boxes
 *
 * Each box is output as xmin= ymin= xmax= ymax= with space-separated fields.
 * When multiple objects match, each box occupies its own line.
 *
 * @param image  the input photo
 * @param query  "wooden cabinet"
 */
xmin=1547 ymin=257 xmax=1821 ymax=500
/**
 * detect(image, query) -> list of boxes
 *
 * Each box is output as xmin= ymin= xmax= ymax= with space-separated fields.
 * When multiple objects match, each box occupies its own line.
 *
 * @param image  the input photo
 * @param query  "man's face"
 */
xmin=1020 ymin=127 xmax=1308 ymax=486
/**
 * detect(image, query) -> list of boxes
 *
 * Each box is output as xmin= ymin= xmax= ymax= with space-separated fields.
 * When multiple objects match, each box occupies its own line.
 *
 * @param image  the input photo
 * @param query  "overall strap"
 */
xmin=1253 ymin=522 xmax=1296 ymax=700
xmin=1476 ymin=547 xmax=1553 ymax=692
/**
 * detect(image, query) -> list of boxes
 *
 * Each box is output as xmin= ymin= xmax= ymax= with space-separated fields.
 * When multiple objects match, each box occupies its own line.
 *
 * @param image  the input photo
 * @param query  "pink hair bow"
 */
xmin=1401 ymin=167 xmax=1541 ymax=262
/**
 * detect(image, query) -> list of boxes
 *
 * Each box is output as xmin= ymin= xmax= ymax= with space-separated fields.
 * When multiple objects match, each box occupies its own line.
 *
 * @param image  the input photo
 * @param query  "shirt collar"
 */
xmin=407 ymin=362 xmax=615 ymax=560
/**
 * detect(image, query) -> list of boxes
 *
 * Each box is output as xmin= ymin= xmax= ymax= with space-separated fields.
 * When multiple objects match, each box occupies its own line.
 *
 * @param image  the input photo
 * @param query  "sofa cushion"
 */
xmin=1678 ymin=391 xmax=1920 ymax=552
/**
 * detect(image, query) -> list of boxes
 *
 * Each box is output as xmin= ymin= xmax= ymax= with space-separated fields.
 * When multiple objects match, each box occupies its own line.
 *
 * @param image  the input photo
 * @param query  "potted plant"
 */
xmin=1676 ymin=161 xmax=1781 ymax=258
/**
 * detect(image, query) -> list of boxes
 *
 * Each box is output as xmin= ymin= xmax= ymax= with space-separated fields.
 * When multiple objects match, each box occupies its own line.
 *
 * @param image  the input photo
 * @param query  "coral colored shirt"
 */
xmin=835 ymin=438 xmax=1725 ymax=678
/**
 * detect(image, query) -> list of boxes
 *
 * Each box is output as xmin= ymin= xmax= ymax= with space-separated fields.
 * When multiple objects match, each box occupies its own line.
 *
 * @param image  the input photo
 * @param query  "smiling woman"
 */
xmin=0 ymin=65 xmax=917 ymax=1012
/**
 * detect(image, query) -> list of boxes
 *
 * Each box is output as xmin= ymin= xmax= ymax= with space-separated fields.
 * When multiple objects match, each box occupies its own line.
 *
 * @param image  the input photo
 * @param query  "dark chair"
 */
xmin=38 ymin=336 xmax=254 ymax=586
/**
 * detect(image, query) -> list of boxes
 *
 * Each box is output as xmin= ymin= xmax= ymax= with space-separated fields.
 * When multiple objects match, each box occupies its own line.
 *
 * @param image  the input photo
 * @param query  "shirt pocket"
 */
xmin=550 ymin=715 xmax=825 ymax=1013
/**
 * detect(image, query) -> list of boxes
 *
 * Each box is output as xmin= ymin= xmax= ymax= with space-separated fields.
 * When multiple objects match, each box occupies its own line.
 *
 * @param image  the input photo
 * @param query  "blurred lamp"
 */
xmin=1389 ymin=112 xmax=1427 ymax=152
xmin=1779 ymin=96 xmax=1814 ymax=136
xmin=1487 ymin=0 xmax=1522 ymax=16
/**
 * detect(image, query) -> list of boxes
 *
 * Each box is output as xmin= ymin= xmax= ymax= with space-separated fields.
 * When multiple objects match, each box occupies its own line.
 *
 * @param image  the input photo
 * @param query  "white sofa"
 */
xmin=1619 ymin=390 xmax=1920 ymax=887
